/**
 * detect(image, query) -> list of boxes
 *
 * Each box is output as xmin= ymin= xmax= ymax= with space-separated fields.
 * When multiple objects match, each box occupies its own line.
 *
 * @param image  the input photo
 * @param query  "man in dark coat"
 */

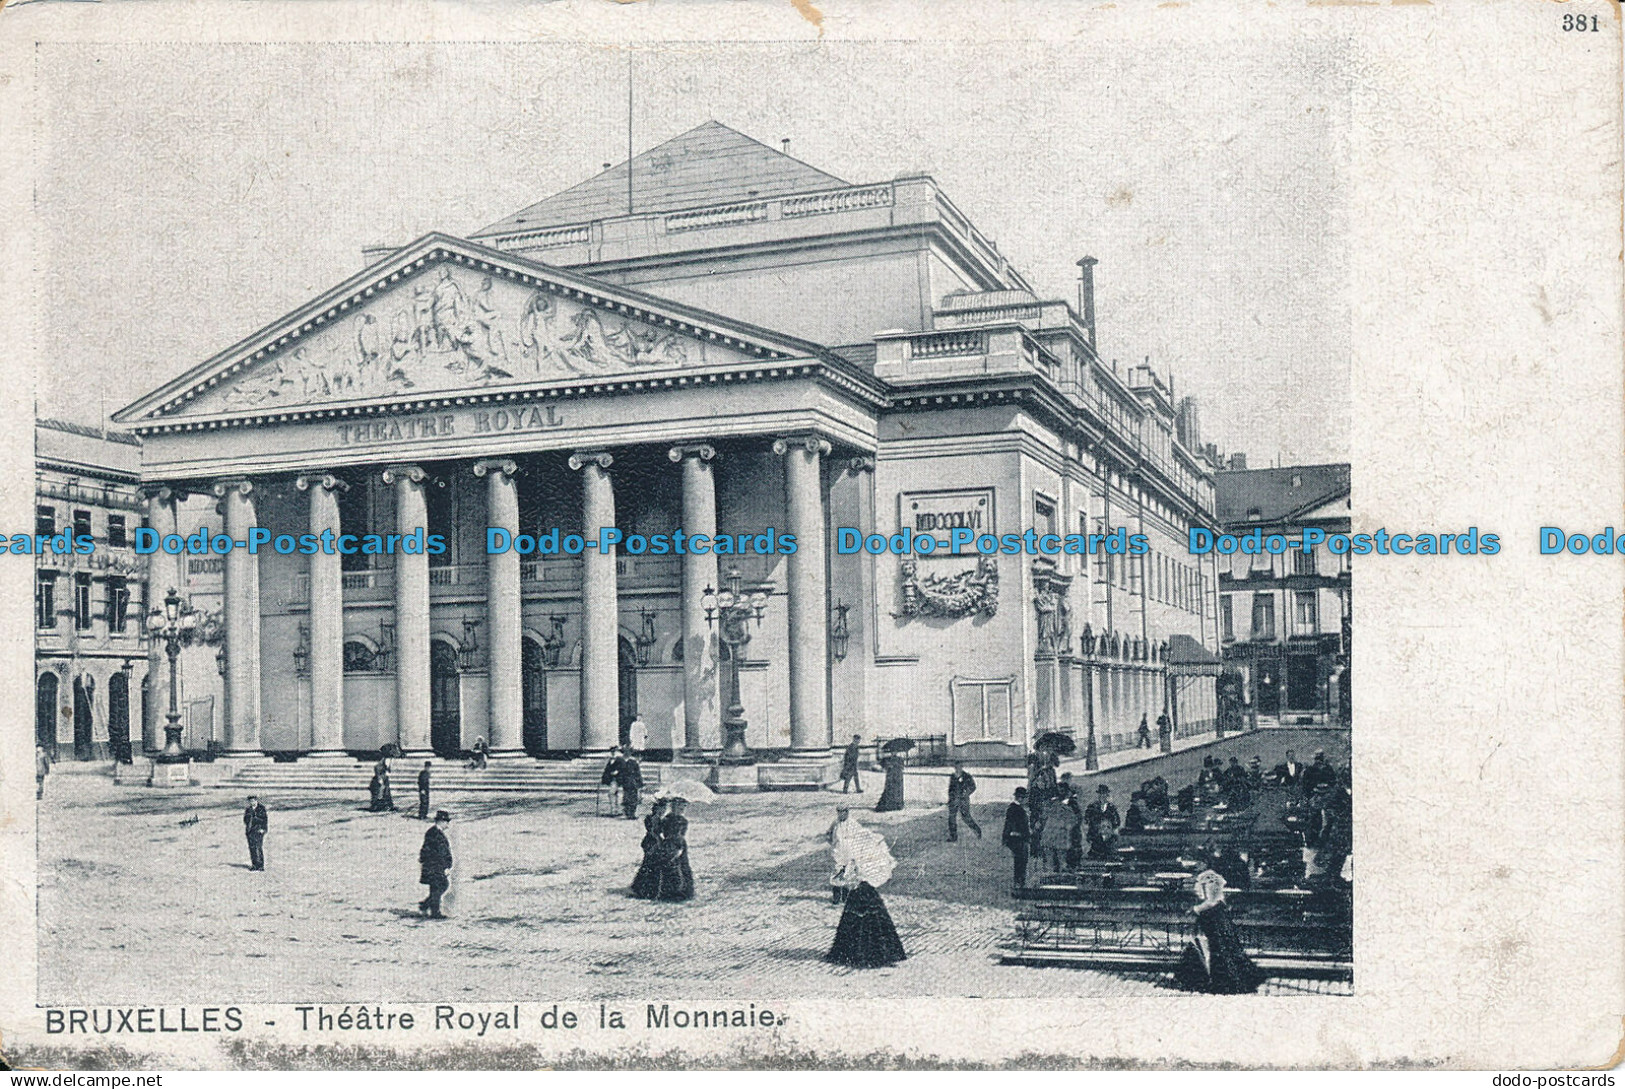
xmin=617 ymin=753 xmax=644 ymax=820
xmin=839 ymin=734 xmax=864 ymax=793
xmin=417 ymin=761 xmax=432 ymax=821
xmin=1001 ymin=787 xmax=1031 ymax=891
xmin=946 ymin=761 xmax=981 ymax=841
xmin=1271 ymin=749 xmax=1304 ymax=789
xmin=1083 ymin=784 xmax=1121 ymax=859
xmin=418 ymin=811 xmax=453 ymax=918
xmin=243 ymin=795 xmax=268 ymax=871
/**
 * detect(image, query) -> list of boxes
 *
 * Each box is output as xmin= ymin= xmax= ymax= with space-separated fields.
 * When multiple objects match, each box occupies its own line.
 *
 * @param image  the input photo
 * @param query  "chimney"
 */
xmin=1075 ymin=256 xmax=1099 ymax=347
xmin=1228 ymin=453 xmax=1248 ymax=471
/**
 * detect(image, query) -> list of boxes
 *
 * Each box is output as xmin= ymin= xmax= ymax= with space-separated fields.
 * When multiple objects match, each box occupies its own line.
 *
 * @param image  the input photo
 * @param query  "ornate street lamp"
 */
xmin=145 ymin=587 xmax=200 ymax=763
xmin=701 ymin=568 xmax=770 ymax=766
xmin=829 ymin=599 xmax=851 ymax=662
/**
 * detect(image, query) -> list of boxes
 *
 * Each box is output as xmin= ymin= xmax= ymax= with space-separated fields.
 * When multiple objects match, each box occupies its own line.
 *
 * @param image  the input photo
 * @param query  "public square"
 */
xmin=37 ymin=730 xmax=1350 ymax=1003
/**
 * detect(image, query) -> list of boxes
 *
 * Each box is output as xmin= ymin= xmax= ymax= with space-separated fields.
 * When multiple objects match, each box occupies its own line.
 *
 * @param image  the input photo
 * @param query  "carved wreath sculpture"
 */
xmin=897 ymin=555 xmax=1000 ymax=618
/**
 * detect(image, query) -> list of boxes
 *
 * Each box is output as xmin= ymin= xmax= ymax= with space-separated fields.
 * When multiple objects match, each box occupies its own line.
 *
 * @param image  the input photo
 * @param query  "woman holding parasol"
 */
xmin=874 ymin=738 xmax=910 ymax=812
xmin=825 ymin=811 xmax=906 ymax=968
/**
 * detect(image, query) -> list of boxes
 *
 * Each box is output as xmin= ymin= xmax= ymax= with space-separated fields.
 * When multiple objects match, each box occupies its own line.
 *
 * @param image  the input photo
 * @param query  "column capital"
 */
xmin=381 ymin=463 xmax=427 ymax=486
xmin=772 ymin=435 xmax=831 ymax=457
xmin=667 ymin=443 xmax=717 ymax=464
xmin=472 ymin=458 xmax=519 ymax=481
xmin=212 ymin=477 xmax=254 ymax=498
xmin=138 ymin=484 xmax=190 ymax=508
xmin=295 ymin=472 xmax=351 ymax=493
xmin=568 ymin=451 xmax=614 ymax=472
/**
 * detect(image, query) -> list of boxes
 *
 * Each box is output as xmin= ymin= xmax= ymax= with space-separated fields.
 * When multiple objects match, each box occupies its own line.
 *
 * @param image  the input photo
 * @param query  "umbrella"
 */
xmin=1033 ymin=732 xmax=1077 ymax=755
xmin=881 ymin=738 xmax=915 ymax=754
xmin=656 ymin=778 xmax=717 ymax=804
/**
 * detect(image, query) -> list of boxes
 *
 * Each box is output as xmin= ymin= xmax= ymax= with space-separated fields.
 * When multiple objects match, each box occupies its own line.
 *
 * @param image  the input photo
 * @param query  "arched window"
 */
xmin=343 ymin=639 xmax=379 ymax=673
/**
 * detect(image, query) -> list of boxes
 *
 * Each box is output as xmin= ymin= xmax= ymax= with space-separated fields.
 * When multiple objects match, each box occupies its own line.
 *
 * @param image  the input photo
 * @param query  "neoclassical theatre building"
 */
xmin=115 ymin=122 xmax=1224 ymax=778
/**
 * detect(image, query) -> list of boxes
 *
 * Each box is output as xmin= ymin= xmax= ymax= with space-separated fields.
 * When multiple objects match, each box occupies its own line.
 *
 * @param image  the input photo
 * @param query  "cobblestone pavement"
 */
xmin=37 ymin=730 xmax=1349 ymax=1003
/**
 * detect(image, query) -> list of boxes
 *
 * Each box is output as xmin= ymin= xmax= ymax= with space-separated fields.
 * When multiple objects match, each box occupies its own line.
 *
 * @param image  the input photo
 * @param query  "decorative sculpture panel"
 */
xmin=897 ymin=555 xmax=999 ymax=619
xmin=189 ymin=263 xmax=753 ymax=414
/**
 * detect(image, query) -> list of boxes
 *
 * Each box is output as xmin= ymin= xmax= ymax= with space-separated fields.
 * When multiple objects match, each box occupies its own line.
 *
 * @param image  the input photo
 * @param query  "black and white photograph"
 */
xmin=1 ymin=0 xmax=1620 ymax=1074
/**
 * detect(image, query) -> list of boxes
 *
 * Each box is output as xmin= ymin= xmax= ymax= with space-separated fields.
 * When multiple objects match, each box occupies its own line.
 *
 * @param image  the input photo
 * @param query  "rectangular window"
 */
xmin=1294 ymin=545 xmax=1317 ymax=576
xmin=1221 ymin=596 xmax=1234 ymax=641
xmin=1033 ymin=495 xmax=1056 ymax=539
xmin=73 ymin=509 xmax=92 ymax=544
xmin=424 ymin=477 xmax=454 ymax=568
xmin=107 ymin=514 xmax=128 ymax=549
xmin=107 ymin=576 xmax=130 ymax=633
xmin=74 ymin=573 xmax=93 ymax=631
xmin=337 ymin=477 xmax=372 ymax=572
xmin=1251 ymin=593 xmax=1276 ymax=641
xmin=36 ymin=572 xmax=56 ymax=629
xmin=36 ymin=505 xmax=55 ymax=538
xmin=1295 ymin=591 xmax=1318 ymax=634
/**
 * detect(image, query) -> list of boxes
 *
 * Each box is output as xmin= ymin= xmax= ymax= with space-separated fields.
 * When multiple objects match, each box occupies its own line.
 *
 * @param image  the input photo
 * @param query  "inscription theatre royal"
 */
xmin=111 ymin=121 xmax=1225 ymax=783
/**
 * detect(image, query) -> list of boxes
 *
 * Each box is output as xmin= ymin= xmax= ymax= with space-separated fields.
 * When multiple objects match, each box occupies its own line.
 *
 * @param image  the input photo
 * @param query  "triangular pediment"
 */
xmin=117 ymin=234 xmax=827 ymax=423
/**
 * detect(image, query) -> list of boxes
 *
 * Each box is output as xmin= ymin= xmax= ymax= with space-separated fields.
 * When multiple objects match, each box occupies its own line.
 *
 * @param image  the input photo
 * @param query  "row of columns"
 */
xmin=147 ymin=437 xmax=836 ymax=757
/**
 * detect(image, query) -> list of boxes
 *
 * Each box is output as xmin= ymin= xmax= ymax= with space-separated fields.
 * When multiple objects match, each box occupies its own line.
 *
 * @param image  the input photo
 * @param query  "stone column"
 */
xmin=774 ymin=435 xmax=832 ymax=753
xmin=296 ymin=473 xmax=347 ymax=755
xmin=668 ymin=444 xmax=720 ymax=755
xmin=214 ymin=479 xmax=261 ymax=752
xmin=474 ymin=459 xmax=522 ymax=756
xmin=384 ymin=464 xmax=431 ymax=754
xmin=569 ymin=451 xmax=619 ymax=752
xmin=139 ymin=486 xmax=185 ymax=753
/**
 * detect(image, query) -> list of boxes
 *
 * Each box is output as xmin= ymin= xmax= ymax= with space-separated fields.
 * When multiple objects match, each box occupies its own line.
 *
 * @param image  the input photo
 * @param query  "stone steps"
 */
xmin=215 ymin=759 xmax=667 ymax=795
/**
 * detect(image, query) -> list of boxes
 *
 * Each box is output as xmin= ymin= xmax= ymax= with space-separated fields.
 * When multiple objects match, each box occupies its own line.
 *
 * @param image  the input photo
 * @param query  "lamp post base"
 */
xmin=148 ymin=760 xmax=192 ymax=787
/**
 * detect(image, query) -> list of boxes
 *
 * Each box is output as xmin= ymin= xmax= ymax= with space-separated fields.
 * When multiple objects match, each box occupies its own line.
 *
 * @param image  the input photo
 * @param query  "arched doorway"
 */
xmin=522 ymin=637 xmax=547 ymax=755
xmin=108 ymin=671 xmax=131 ymax=763
xmin=36 ymin=672 xmax=59 ymax=759
xmin=72 ymin=676 xmax=94 ymax=761
xmin=617 ymin=636 xmax=638 ymax=747
xmin=429 ymin=639 xmax=462 ymax=759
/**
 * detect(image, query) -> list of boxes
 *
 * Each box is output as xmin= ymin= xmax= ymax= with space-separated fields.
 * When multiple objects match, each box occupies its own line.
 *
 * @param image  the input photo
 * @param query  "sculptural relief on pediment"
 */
xmin=186 ymin=265 xmax=753 ymax=415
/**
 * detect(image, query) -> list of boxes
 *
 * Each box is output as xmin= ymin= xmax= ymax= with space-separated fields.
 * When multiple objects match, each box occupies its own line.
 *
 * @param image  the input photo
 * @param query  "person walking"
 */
xmin=839 ymin=734 xmax=864 ymax=794
xmin=617 ymin=752 xmax=644 ymax=821
xmin=630 ymin=798 xmax=669 ymax=899
xmin=417 ymin=762 xmax=432 ymax=821
xmin=656 ymin=797 xmax=695 ymax=902
xmin=243 ymin=795 xmax=268 ymax=871
xmin=35 ymin=745 xmax=51 ymax=800
xmin=1002 ymin=787 xmax=1032 ymax=892
xmin=875 ymin=750 xmax=906 ymax=812
xmin=417 ymin=810 xmax=454 ymax=918
xmin=945 ymin=761 xmax=981 ymax=841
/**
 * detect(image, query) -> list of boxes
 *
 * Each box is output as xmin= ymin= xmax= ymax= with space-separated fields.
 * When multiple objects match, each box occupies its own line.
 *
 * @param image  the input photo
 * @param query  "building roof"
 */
xmin=1214 ymin=463 xmax=1350 ymax=525
xmin=475 ymin=121 xmax=850 ymax=237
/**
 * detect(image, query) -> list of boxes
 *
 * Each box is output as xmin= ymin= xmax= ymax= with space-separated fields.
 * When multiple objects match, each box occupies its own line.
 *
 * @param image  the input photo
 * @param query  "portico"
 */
xmin=113 ymin=124 xmax=1225 ymax=781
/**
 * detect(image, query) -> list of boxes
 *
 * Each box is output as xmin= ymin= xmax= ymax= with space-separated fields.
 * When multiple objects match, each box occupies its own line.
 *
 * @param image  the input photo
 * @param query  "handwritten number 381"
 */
xmin=1562 ymin=13 xmax=1600 ymax=31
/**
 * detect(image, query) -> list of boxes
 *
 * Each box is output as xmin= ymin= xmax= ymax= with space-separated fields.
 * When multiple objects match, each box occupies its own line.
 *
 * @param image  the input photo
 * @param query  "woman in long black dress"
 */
xmin=874 ymin=752 xmax=905 ymax=812
xmin=1175 ymin=869 xmax=1265 ymax=994
xmin=656 ymin=798 xmax=695 ymax=902
xmin=826 ymin=817 xmax=905 ymax=968
xmin=630 ymin=799 xmax=668 ymax=899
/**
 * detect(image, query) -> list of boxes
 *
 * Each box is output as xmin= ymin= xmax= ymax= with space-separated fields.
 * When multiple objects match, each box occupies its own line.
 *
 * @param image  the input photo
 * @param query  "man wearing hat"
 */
xmin=418 ymin=810 xmax=454 ymax=919
xmin=1083 ymin=784 xmax=1121 ymax=860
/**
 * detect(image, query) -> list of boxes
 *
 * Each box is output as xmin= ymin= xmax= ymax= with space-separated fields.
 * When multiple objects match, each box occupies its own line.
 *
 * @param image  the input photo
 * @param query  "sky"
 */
xmin=33 ymin=37 xmax=1350 ymax=465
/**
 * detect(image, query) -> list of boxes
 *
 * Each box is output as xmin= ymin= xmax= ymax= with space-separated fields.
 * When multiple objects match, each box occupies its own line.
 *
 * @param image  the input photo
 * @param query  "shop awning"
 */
xmin=1166 ymin=634 xmax=1223 ymax=677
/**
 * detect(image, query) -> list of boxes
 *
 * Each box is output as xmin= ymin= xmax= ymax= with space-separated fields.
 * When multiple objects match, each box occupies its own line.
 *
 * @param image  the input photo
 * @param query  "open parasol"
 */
xmin=1033 ymin=732 xmax=1077 ymax=755
xmin=655 ymin=778 xmax=717 ymax=804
